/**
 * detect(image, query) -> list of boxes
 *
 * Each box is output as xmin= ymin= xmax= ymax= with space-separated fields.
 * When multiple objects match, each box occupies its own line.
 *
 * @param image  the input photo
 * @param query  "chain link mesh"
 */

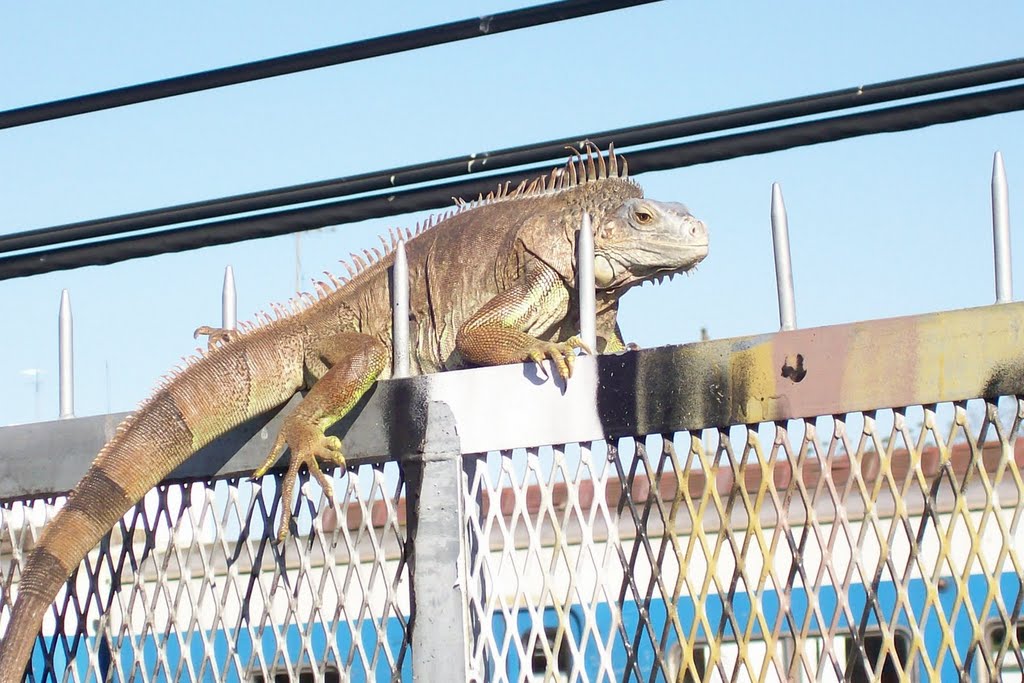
xmin=1 ymin=463 xmax=410 ymax=682
xmin=3 ymin=397 xmax=1023 ymax=681
xmin=464 ymin=398 xmax=1024 ymax=682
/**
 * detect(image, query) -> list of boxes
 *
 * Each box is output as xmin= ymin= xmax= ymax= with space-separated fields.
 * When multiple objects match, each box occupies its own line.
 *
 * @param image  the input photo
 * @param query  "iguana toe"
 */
xmin=318 ymin=435 xmax=344 ymax=459
xmin=193 ymin=325 xmax=239 ymax=349
xmin=526 ymin=335 xmax=592 ymax=380
xmin=251 ymin=423 xmax=347 ymax=542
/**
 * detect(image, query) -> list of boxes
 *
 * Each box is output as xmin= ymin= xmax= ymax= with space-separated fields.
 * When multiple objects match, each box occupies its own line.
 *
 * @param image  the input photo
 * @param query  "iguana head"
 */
xmin=592 ymin=196 xmax=708 ymax=292
xmin=511 ymin=143 xmax=709 ymax=293
xmin=561 ymin=144 xmax=709 ymax=293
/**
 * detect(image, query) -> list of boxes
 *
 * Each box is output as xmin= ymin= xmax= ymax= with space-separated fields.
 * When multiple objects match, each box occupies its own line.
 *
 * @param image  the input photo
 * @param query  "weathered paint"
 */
xmin=3 ymin=303 xmax=1023 ymax=503
xmin=596 ymin=302 xmax=1024 ymax=436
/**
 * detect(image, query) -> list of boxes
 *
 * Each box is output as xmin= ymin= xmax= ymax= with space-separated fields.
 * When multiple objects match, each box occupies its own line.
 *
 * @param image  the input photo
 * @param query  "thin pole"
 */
xmin=577 ymin=212 xmax=597 ymax=350
xmin=5 ymin=57 xmax=1024 ymax=256
xmin=5 ymin=84 xmax=1024 ymax=281
xmin=222 ymin=265 xmax=237 ymax=330
xmin=58 ymin=289 xmax=74 ymax=418
xmin=992 ymin=151 xmax=1013 ymax=303
xmin=771 ymin=183 xmax=798 ymax=331
xmin=392 ymin=241 xmax=411 ymax=378
xmin=0 ymin=0 xmax=659 ymax=130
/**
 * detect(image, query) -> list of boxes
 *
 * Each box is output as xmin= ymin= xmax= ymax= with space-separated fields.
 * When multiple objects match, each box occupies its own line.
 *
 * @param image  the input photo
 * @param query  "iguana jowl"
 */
xmin=0 ymin=144 xmax=708 ymax=680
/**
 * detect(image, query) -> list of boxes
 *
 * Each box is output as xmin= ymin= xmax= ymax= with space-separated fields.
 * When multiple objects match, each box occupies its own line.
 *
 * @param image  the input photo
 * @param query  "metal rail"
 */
xmin=4 ymin=57 xmax=1024 ymax=257
xmin=0 ymin=0 xmax=659 ymax=131
xmin=4 ymin=302 xmax=1024 ymax=680
xmin=4 ymin=85 xmax=1023 ymax=281
xmin=5 ymin=301 xmax=1023 ymax=502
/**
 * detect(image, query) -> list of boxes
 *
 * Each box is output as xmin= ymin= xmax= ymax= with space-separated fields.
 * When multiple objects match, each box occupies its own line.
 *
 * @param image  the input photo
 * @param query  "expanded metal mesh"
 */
xmin=464 ymin=398 xmax=1024 ymax=682
xmin=3 ymin=397 xmax=1024 ymax=681
xmin=0 ymin=463 xmax=410 ymax=682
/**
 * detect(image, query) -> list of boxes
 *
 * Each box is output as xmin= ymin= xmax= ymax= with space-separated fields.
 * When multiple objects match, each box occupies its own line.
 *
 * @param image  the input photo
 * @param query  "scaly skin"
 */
xmin=0 ymin=144 xmax=708 ymax=681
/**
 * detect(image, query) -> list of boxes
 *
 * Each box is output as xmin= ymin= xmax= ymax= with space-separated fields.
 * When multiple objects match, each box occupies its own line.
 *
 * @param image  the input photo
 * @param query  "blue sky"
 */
xmin=1 ymin=2 xmax=1023 ymax=426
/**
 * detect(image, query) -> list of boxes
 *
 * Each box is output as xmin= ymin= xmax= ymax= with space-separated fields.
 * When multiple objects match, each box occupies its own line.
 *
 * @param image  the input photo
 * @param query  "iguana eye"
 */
xmin=635 ymin=210 xmax=654 ymax=225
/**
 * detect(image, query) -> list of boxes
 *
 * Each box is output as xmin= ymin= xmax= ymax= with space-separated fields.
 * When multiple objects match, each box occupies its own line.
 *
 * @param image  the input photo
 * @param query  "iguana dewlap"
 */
xmin=0 ymin=144 xmax=708 ymax=680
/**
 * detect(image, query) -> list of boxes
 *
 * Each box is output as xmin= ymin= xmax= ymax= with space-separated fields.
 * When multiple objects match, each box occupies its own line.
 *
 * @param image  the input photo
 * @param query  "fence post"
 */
xmin=404 ymin=400 xmax=472 ymax=681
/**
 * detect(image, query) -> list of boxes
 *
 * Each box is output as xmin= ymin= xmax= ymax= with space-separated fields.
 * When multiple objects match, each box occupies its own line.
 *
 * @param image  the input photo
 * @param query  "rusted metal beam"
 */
xmin=2 ymin=302 xmax=1023 ymax=501
xmin=595 ymin=301 xmax=1024 ymax=435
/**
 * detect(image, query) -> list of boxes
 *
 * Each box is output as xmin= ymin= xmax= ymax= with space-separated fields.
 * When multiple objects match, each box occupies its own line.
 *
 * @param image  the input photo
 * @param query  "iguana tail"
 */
xmin=0 ymin=329 xmax=302 ymax=681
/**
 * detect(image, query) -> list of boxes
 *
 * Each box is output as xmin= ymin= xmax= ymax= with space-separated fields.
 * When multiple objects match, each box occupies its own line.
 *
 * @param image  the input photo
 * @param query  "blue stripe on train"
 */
xmin=30 ymin=571 xmax=1021 ymax=681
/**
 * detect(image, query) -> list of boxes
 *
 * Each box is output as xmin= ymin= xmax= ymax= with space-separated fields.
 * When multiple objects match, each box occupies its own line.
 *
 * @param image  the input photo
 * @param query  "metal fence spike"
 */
xmin=992 ymin=151 xmax=1012 ymax=303
xmin=578 ymin=211 xmax=597 ymax=351
xmin=392 ymin=241 xmax=410 ymax=378
xmin=58 ymin=289 xmax=74 ymax=419
xmin=222 ymin=265 xmax=237 ymax=331
xmin=771 ymin=183 xmax=798 ymax=331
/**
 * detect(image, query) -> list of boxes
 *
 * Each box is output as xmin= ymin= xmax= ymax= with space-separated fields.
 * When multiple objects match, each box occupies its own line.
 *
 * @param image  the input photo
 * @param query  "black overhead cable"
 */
xmin=2 ymin=82 xmax=1022 ymax=281
xmin=2 ymin=56 xmax=1023 ymax=257
xmin=0 ymin=0 xmax=659 ymax=131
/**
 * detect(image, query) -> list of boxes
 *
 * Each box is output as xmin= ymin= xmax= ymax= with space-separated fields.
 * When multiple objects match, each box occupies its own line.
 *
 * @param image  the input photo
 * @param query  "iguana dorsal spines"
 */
xmin=0 ymin=143 xmax=708 ymax=681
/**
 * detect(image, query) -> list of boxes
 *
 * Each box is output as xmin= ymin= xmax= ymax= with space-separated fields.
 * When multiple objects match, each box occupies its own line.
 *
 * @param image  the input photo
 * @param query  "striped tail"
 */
xmin=0 ymin=394 xmax=198 ymax=681
xmin=0 ymin=328 xmax=303 ymax=681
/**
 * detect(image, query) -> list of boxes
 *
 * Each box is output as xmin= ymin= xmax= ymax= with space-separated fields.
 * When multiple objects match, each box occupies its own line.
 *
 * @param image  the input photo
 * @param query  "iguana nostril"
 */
xmin=690 ymin=220 xmax=708 ymax=239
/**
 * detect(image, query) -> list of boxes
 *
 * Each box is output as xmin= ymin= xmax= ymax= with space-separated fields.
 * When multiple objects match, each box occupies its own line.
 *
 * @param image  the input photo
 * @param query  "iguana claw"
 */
xmin=526 ymin=335 xmax=593 ymax=380
xmin=252 ymin=425 xmax=346 ymax=542
xmin=193 ymin=325 xmax=239 ymax=349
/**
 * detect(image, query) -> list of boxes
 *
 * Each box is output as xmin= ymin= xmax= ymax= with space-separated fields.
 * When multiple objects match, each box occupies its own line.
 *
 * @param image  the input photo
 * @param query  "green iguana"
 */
xmin=0 ymin=144 xmax=708 ymax=680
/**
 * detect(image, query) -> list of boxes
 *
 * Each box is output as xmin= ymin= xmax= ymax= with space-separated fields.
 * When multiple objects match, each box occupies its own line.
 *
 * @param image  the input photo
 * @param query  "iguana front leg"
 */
xmin=456 ymin=262 xmax=592 ymax=380
xmin=595 ymin=296 xmax=627 ymax=353
xmin=252 ymin=332 xmax=387 ymax=541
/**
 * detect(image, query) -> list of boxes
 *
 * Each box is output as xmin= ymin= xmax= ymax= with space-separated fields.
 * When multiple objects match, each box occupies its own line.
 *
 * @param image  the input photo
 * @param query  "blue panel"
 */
xmin=26 ymin=570 xmax=1020 ymax=681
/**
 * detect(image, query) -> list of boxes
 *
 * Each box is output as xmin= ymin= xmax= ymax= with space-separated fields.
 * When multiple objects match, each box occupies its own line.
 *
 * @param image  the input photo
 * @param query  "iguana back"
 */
xmin=0 ymin=145 xmax=709 ymax=681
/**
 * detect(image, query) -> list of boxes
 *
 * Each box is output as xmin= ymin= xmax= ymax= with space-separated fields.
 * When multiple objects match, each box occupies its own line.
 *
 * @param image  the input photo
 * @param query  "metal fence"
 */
xmin=1 ymin=156 xmax=1022 ymax=681
xmin=3 ymin=300 xmax=1024 ymax=681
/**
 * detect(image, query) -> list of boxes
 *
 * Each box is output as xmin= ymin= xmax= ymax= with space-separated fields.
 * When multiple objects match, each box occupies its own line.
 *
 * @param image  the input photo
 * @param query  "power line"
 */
xmin=0 ymin=0 xmax=660 ymax=131
xmin=2 ymin=56 xmax=1023 ymax=256
xmin=2 ymin=83 xmax=1021 ymax=281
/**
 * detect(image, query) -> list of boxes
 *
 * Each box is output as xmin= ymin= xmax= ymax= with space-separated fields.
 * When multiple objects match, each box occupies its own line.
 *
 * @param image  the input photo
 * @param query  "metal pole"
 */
xmin=58 ymin=289 xmax=74 ymax=418
xmin=392 ymin=241 xmax=410 ymax=378
xmin=770 ymin=183 xmax=798 ymax=331
xmin=992 ymin=151 xmax=1013 ymax=303
xmin=577 ymin=211 xmax=597 ymax=350
xmin=1 ymin=1 xmax=661 ymax=131
xmin=7 ymin=57 xmax=1024 ymax=258
xmin=405 ymin=402 xmax=472 ymax=680
xmin=222 ymin=265 xmax=237 ymax=330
